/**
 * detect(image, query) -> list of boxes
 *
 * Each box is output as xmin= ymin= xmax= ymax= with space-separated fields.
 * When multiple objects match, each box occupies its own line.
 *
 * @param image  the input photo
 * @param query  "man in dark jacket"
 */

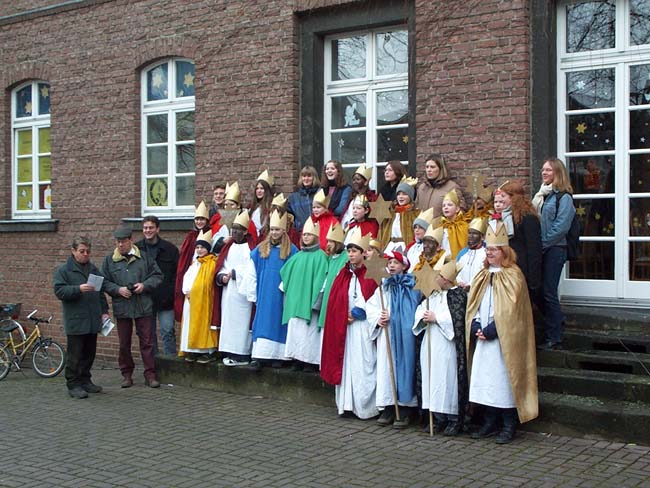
xmin=136 ymin=216 xmax=179 ymax=357
xmin=54 ymin=236 xmax=110 ymax=399
xmin=102 ymin=227 xmax=163 ymax=388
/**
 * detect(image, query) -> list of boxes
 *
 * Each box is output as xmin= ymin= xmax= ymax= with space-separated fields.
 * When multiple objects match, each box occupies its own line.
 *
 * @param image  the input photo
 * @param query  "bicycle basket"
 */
xmin=0 ymin=303 xmax=21 ymax=319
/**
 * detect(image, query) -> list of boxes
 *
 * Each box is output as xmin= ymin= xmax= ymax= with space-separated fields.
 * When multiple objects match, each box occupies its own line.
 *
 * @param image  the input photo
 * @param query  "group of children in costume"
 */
xmin=176 ymin=164 xmax=538 ymax=444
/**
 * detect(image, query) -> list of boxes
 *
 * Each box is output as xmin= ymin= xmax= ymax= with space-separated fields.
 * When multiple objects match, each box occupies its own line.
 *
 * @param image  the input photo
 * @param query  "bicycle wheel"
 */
xmin=0 ymin=345 xmax=10 ymax=380
xmin=31 ymin=340 xmax=65 ymax=378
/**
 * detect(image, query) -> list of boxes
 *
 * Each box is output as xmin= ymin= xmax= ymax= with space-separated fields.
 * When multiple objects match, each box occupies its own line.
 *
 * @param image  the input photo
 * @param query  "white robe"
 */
xmin=285 ymin=312 xmax=321 ymax=365
xmin=180 ymin=260 xmax=216 ymax=354
xmin=407 ymin=241 xmax=423 ymax=273
xmin=367 ymin=285 xmax=417 ymax=408
xmin=335 ymin=274 xmax=379 ymax=419
xmin=383 ymin=213 xmax=405 ymax=253
xmin=413 ymin=290 xmax=458 ymax=414
xmin=210 ymin=225 xmax=230 ymax=252
xmin=468 ymin=268 xmax=516 ymax=408
xmin=218 ymin=243 xmax=253 ymax=356
xmin=457 ymin=247 xmax=487 ymax=287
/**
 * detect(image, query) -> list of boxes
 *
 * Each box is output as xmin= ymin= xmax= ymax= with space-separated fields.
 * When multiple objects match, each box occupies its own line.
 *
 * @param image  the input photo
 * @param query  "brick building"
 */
xmin=1 ymin=0 xmax=649 ymax=360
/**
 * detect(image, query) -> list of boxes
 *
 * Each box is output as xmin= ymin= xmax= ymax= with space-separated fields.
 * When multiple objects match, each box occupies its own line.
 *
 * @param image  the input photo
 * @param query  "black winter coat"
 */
xmin=135 ymin=238 xmax=179 ymax=311
xmin=508 ymin=214 xmax=542 ymax=292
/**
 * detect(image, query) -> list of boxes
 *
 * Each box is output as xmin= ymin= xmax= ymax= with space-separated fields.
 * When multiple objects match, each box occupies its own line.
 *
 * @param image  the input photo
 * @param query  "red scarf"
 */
xmin=395 ymin=204 xmax=412 ymax=213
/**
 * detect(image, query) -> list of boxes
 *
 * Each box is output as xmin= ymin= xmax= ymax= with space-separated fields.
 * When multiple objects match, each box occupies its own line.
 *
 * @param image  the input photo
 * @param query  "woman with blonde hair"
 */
xmin=532 ymin=158 xmax=576 ymax=351
xmin=288 ymin=165 xmax=321 ymax=233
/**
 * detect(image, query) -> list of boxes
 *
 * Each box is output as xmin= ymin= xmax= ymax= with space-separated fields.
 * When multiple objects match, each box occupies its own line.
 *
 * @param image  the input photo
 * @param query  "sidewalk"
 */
xmin=2 ymin=365 xmax=649 ymax=488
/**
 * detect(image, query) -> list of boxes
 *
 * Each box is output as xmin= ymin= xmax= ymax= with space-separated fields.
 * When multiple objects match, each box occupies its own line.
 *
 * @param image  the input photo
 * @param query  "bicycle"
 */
xmin=0 ymin=304 xmax=65 ymax=381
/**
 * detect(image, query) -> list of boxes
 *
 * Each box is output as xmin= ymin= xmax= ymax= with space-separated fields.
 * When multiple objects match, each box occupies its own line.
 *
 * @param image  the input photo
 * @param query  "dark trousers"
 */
xmin=65 ymin=333 xmax=97 ymax=389
xmin=542 ymin=246 xmax=567 ymax=344
xmin=117 ymin=316 xmax=157 ymax=381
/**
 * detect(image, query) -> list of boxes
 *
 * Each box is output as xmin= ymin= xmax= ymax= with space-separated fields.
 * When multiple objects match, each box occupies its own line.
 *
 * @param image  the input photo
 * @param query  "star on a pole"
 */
xmin=464 ymin=173 xmax=487 ymax=199
xmin=364 ymin=253 xmax=389 ymax=286
xmin=413 ymin=263 xmax=440 ymax=298
xmin=369 ymin=194 xmax=393 ymax=225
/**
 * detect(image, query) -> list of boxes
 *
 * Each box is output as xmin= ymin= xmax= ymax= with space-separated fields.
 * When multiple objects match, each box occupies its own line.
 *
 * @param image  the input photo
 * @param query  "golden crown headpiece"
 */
xmin=369 ymin=238 xmax=382 ymax=250
xmin=313 ymin=188 xmax=331 ymax=208
xmin=424 ymin=224 xmax=444 ymax=244
xmin=257 ymin=169 xmax=274 ymax=187
xmin=233 ymin=209 xmax=250 ymax=229
xmin=351 ymin=194 xmax=369 ymax=208
xmin=325 ymin=222 xmax=345 ymax=243
xmin=269 ymin=209 xmax=287 ymax=230
xmin=194 ymin=200 xmax=209 ymax=219
xmin=469 ymin=217 xmax=488 ymax=235
xmin=224 ymin=182 xmax=241 ymax=204
xmin=354 ymin=164 xmax=372 ymax=181
xmin=196 ymin=229 xmax=213 ymax=245
xmin=478 ymin=186 xmax=494 ymax=203
xmin=443 ymin=189 xmax=460 ymax=206
xmin=271 ymin=192 xmax=287 ymax=209
xmin=400 ymin=176 xmax=419 ymax=187
xmin=347 ymin=226 xmax=371 ymax=251
xmin=486 ymin=221 xmax=509 ymax=247
xmin=302 ymin=217 xmax=320 ymax=237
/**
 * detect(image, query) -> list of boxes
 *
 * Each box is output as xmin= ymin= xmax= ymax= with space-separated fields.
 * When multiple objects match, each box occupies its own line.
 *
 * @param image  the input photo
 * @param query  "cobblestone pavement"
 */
xmin=2 ymin=365 xmax=650 ymax=488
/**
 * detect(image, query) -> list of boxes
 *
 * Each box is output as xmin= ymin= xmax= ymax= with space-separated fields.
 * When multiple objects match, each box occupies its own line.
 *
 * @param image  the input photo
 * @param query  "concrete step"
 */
xmin=538 ymin=367 xmax=650 ymax=404
xmin=537 ymin=348 xmax=650 ymax=376
xmin=562 ymin=328 xmax=650 ymax=354
xmin=564 ymin=305 xmax=650 ymax=333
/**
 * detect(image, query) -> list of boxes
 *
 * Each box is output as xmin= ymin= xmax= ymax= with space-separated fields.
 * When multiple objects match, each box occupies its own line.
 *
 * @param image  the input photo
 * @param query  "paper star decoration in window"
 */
xmin=576 ymin=206 xmax=586 ymax=217
xmin=595 ymin=212 xmax=601 ymax=220
xmin=152 ymin=71 xmax=164 ymax=88
xmin=25 ymin=102 xmax=32 ymax=114
xmin=364 ymin=253 xmax=390 ymax=286
xmin=369 ymin=195 xmax=393 ymax=224
xmin=413 ymin=263 xmax=440 ymax=298
xmin=576 ymin=80 xmax=586 ymax=90
xmin=40 ymin=86 xmax=49 ymax=98
xmin=576 ymin=123 xmax=587 ymax=134
xmin=184 ymin=72 xmax=194 ymax=87
xmin=402 ymin=135 xmax=409 ymax=143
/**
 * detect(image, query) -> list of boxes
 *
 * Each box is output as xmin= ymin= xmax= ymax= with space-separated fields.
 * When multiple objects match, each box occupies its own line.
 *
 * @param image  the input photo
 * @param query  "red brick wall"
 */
xmin=0 ymin=0 xmax=531 ymax=361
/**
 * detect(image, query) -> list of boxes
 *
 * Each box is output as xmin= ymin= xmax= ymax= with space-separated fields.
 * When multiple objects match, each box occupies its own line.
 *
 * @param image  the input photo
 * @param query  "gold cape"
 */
xmin=441 ymin=211 xmax=469 ymax=259
xmin=187 ymin=254 xmax=219 ymax=349
xmin=377 ymin=206 xmax=418 ymax=250
xmin=465 ymin=265 xmax=538 ymax=423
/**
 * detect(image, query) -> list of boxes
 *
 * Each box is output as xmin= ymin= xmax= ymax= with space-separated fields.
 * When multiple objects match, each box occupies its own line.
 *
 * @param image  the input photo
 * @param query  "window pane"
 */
xmin=566 ymin=1 xmax=615 ymax=53
xmin=147 ymin=147 xmax=167 ymax=175
xmin=331 ymin=95 xmax=366 ymax=129
xmin=15 ymin=85 xmax=32 ymax=118
xmin=16 ymin=185 xmax=33 ymax=210
xmin=567 ymin=69 xmax=614 ymax=110
xmin=39 ymin=184 xmax=51 ymax=210
xmin=17 ymin=158 xmax=32 ymax=183
xmin=630 ymin=64 xmax=650 ymax=105
xmin=331 ymin=131 xmax=366 ymax=164
xmin=176 ymin=176 xmax=195 ymax=206
xmin=176 ymin=111 xmax=195 ymax=141
xmin=147 ymin=178 xmax=168 ymax=206
xmin=631 ymin=0 xmax=650 ymax=46
xmin=39 ymin=156 xmax=51 ymax=181
xmin=567 ymin=112 xmax=614 ymax=152
xmin=331 ymin=36 xmax=366 ymax=81
xmin=630 ymin=242 xmax=650 ymax=280
xmin=147 ymin=63 xmax=169 ymax=101
xmin=176 ymin=61 xmax=195 ymax=98
xmin=567 ymin=241 xmax=614 ymax=279
xmin=377 ymin=90 xmax=408 ymax=125
xmin=176 ymin=144 xmax=195 ymax=173
xmin=377 ymin=127 xmax=408 ymax=163
xmin=376 ymin=30 xmax=408 ymax=76
xmin=567 ymin=155 xmax=614 ymax=194
xmin=17 ymin=129 xmax=32 ymax=156
xmin=38 ymin=83 xmax=50 ymax=115
xmin=147 ymin=114 xmax=168 ymax=143
xmin=630 ymin=109 xmax=650 ymax=149
xmin=630 ymin=197 xmax=650 ymax=236
xmin=39 ymin=127 xmax=50 ymax=153
xmin=630 ymin=154 xmax=650 ymax=192
xmin=574 ymin=198 xmax=615 ymax=236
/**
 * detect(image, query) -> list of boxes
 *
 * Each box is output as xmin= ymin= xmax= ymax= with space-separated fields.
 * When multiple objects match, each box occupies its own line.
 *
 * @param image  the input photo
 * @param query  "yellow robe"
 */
xmin=187 ymin=254 xmax=219 ymax=349
xmin=465 ymin=265 xmax=538 ymax=423
xmin=442 ymin=211 xmax=469 ymax=259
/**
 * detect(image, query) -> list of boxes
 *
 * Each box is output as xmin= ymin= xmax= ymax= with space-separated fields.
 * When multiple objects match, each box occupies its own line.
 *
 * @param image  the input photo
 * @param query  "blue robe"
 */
xmin=251 ymin=244 xmax=298 ymax=344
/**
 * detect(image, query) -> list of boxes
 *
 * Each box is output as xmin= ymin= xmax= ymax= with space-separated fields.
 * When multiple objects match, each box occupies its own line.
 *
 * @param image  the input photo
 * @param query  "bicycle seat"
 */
xmin=0 ymin=322 xmax=20 ymax=333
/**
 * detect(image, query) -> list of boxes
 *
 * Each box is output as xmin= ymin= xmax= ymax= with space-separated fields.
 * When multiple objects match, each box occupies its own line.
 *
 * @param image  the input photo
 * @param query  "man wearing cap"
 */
xmin=102 ymin=227 xmax=163 ymax=388
xmin=456 ymin=217 xmax=488 ymax=290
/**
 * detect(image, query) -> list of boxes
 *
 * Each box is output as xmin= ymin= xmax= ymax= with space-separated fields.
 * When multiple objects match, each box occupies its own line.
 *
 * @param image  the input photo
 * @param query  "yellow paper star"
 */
xmin=25 ymin=101 xmax=32 ymax=114
xmin=576 ymin=206 xmax=586 ymax=217
xmin=402 ymin=135 xmax=409 ymax=143
xmin=595 ymin=212 xmax=601 ymax=220
xmin=184 ymin=72 xmax=195 ymax=88
xmin=369 ymin=195 xmax=393 ymax=225
xmin=40 ymin=86 xmax=49 ymax=98
xmin=152 ymin=70 xmax=163 ymax=88
xmin=364 ymin=253 xmax=390 ymax=286
xmin=576 ymin=123 xmax=587 ymax=134
xmin=413 ymin=263 xmax=440 ymax=298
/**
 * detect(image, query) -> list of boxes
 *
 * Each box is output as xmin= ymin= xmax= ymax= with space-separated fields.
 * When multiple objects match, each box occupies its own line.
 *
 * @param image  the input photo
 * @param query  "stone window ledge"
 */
xmin=0 ymin=219 xmax=58 ymax=232
xmin=121 ymin=217 xmax=193 ymax=232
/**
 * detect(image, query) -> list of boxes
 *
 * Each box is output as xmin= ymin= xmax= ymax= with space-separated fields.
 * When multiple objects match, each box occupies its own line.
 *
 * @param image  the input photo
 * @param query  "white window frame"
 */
xmin=557 ymin=0 xmax=650 ymax=303
xmin=141 ymin=58 xmax=195 ymax=216
xmin=324 ymin=27 xmax=409 ymax=188
xmin=11 ymin=81 xmax=51 ymax=219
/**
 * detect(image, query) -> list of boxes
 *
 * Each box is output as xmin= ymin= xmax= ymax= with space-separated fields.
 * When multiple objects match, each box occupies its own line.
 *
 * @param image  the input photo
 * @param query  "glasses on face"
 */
xmin=76 ymin=248 xmax=90 ymax=254
xmin=485 ymin=247 xmax=501 ymax=254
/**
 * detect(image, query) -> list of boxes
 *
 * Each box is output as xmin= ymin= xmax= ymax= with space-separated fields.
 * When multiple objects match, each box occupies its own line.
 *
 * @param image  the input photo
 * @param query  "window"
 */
xmin=11 ymin=81 xmax=51 ymax=218
xmin=324 ymin=28 xmax=409 ymax=187
xmin=141 ymin=59 xmax=195 ymax=214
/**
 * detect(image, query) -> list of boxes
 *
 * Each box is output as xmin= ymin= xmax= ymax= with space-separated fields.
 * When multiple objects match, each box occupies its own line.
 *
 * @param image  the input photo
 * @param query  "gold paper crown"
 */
xmin=443 ymin=189 xmax=460 ymax=206
xmin=486 ymin=221 xmax=509 ymax=247
xmin=195 ymin=201 xmax=209 ymax=219
xmin=369 ymin=238 xmax=382 ymax=250
xmin=302 ymin=217 xmax=320 ymax=237
xmin=196 ymin=228 xmax=213 ymax=244
xmin=233 ymin=209 xmax=250 ymax=229
xmin=400 ymin=176 xmax=419 ymax=187
xmin=224 ymin=182 xmax=240 ymax=204
xmin=325 ymin=222 xmax=345 ymax=243
xmin=469 ymin=217 xmax=488 ymax=235
xmin=414 ymin=208 xmax=435 ymax=227
xmin=272 ymin=192 xmax=287 ymax=209
xmin=257 ymin=169 xmax=274 ymax=187
xmin=269 ymin=209 xmax=287 ymax=230
xmin=432 ymin=253 xmax=461 ymax=283
xmin=478 ymin=186 xmax=494 ymax=203
xmin=351 ymin=194 xmax=369 ymax=208
xmin=346 ymin=226 xmax=371 ymax=251
xmin=424 ymin=224 xmax=444 ymax=244
xmin=313 ymin=188 xmax=331 ymax=208
xmin=354 ymin=164 xmax=372 ymax=181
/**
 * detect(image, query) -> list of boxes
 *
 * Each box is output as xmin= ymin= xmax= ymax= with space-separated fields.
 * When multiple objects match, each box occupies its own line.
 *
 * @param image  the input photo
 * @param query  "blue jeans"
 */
xmin=151 ymin=309 xmax=176 ymax=356
xmin=542 ymin=246 xmax=567 ymax=344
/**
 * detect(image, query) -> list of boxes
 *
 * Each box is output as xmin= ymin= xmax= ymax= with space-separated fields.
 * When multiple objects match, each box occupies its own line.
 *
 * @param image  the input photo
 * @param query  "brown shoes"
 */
xmin=120 ymin=376 xmax=133 ymax=388
xmin=145 ymin=378 xmax=160 ymax=388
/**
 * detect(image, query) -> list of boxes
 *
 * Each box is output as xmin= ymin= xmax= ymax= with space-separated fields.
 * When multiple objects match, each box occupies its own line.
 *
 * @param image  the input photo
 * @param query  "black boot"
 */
xmin=471 ymin=406 xmax=498 ymax=439
xmin=495 ymin=408 xmax=518 ymax=444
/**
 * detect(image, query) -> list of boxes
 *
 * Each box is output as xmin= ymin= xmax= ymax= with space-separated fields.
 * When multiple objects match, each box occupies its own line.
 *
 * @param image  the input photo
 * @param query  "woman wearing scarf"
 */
xmin=415 ymin=154 xmax=466 ymax=218
xmin=321 ymin=160 xmax=352 ymax=218
xmin=440 ymin=189 xmax=469 ymax=259
xmin=379 ymin=160 xmax=407 ymax=203
xmin=287 ymin=165 xmax=321 ymax=233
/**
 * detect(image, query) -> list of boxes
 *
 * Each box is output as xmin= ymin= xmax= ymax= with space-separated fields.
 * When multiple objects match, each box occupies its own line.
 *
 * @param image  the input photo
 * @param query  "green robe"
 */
xmin=318 ymin=251 xmax=349 ymax=328
xmin=280 ymin=244 xmax=329 ymax=324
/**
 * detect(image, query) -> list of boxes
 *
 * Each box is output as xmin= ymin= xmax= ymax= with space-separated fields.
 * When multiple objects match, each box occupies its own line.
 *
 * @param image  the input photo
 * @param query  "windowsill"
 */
xmin=121 ymin=217 xmax=193 ymax=232
xmin=0 ymin=219 xmax=59 ymax=232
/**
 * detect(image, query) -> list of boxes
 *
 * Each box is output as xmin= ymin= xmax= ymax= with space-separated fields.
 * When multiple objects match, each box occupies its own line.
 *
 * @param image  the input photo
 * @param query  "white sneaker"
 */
xmin=222 ymin=357 xmax=249 ymax=366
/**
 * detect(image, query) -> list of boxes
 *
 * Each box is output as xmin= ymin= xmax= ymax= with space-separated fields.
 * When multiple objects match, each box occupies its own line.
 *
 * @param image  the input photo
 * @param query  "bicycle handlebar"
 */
xmin=26 ymin=310 xmax=52 ymax=324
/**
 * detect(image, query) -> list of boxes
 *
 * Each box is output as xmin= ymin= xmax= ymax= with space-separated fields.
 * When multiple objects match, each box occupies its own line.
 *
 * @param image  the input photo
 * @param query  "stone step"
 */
xmin=562 ymin=328 xmax=650 ymax=354
xmin=538 ymin=367 xmax=650 ymax=404
xmin=564 ymin=305 xmax=650 ymax=333
xmin=526 ymin=392 xmax=650 ymax=446
xmin=537 ymin=348 xmax=650 ymax=376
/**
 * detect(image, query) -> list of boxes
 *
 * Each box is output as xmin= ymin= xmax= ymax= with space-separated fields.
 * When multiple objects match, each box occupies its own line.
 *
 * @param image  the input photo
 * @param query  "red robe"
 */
xmin=174 ymin=227 xmax=207 ymax=322
xmin=310 ymin=210 xmax=339 ymax=251
xmin=320 ymin=264 xmax=377 ymax=385
xmin=346 ymin=219 xmax=379 ymax=238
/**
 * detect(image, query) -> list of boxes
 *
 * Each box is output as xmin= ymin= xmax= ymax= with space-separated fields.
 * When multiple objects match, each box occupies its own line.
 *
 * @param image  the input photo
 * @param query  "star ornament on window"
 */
xmin=184 ymin=72 xmax=195 ymax=88
xmin=337 ymin=138 xmax=345 ymax=148
xmin=576 ymin=122 xmax=587 ymax=134
xmin=25 ymin=102 xmax=32 ymax=114
xmin=576 ymin=206 xmax=586 ymax=217
xmin=152 ymin=71 xmax=164 ymax=89
xmin=40 ymin=86 xmax=49 ymax=98
xmin=402 ymin=135 xmax=409 ymax=143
